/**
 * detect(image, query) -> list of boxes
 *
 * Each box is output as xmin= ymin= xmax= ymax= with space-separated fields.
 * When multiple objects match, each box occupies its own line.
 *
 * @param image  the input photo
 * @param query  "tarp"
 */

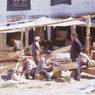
xmin=32 ymin=17 xmax=62 ymax=26
xmin=0 ymin=17 xmax=87 ymax=33
xmin=0 ymin=21 xmax=35 ymax=31
xmin=0 ymin=17 xmax=61 ymax=31
xmin=0 ymin=29 xmax=24 ymax=33
xmin=48 ymin=18 xmax=86 ymax=26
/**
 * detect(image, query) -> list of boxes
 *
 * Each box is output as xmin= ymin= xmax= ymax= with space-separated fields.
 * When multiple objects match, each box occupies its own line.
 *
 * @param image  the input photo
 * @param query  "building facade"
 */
xmin=0 ymin=0 xmax=95 ymax=50
xmin=0 ymin=0 xmax=95 ymax=22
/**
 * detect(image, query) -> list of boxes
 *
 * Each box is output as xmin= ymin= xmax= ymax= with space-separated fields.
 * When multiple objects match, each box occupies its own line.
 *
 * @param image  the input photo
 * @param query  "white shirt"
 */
xmin=26 ymin=59 xmax=37 ymax=70
xmin=15 ymin=59 xmax=37 ymax=71
xmin=14 ymin=40 xmax=23 ymax=50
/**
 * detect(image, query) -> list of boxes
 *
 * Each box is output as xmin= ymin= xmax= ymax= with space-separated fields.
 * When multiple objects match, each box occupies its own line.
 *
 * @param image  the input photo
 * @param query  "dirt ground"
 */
xmin=0 ymin=51 xmax=95 ymax=95
xmin=0 ymin=78 xmax=95 ymax=95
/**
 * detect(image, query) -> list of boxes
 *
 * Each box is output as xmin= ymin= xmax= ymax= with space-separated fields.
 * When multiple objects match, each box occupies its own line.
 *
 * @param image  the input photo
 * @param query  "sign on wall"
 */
xmin=51 ymin=0 xmax=71 ymax=6
xmin=7 ymin=0 xmax=31 ymax=11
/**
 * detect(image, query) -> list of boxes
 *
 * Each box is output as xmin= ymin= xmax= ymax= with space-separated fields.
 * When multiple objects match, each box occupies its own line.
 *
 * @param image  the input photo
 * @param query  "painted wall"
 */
xmin=0 ymin=0 xmax=95 ymax=19
xmin=50 ymin=0 xmax=95 ymax=16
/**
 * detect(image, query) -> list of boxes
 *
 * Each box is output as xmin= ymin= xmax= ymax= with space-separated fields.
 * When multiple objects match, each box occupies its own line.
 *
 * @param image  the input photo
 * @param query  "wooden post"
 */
xmin=85 ymin=15 xmax=91 ymax=55
xmin=47 ymin=26 xmax=51 ymax=41
xmin=71 ymin=25 xmax=76 ymax=34
xmin=21 ymin=29 xmax=25 ymax=49
xmin=25 ymin=28 xmax=29 ymax=48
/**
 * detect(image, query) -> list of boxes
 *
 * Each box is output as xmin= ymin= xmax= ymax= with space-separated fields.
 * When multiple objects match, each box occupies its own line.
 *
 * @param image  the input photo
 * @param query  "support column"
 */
xmin=21 ymin=29 xmax=24 ymax=48
xmin=71 ymin=25 xmax=76 ymax=34
xmin=0 ymin=33 xmax=7 ymax=51
xmin=85 ymin=15 xmax=91 ymax=55
xmin=47 ymin=26 xmax=51 ymax=41
xmin=25 ymin=28 xmax=29 ymax=48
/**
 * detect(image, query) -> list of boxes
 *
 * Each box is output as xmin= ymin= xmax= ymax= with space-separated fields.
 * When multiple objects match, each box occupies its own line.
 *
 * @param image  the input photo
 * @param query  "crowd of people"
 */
xmin=10 ymin=32 xmax=87 ymax=81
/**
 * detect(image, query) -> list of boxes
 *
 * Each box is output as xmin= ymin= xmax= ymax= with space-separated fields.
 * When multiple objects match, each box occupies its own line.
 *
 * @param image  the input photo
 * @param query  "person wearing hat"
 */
xmin=70 ymin=32 xmax=82 ymax=81
xmin=31 ymin=36 xmax=41 ymax=65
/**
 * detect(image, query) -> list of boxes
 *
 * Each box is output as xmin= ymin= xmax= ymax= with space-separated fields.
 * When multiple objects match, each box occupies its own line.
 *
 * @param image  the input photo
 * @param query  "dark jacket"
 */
xmin=70 ymin=39 xmax=82 ymax=62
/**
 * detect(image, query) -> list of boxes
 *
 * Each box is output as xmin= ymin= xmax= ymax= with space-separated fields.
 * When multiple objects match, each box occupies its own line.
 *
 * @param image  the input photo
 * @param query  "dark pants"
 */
xmin=72 ymin=56 xmax=81 ymax=81
xmin=39 ymin=68 xmax=51 ymax=80
xmin=25 ymin=68 xmax=37 ymax=79
xmin=32 ymin=55 xmax=40 ymax=65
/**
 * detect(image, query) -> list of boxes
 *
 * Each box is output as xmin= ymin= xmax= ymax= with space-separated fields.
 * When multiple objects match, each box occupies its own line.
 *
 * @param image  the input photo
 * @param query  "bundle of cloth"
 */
xmin=52 ymin=52 xmax=71 ymax=62
xmin=52 ymin=52 xmax=95 ymax=67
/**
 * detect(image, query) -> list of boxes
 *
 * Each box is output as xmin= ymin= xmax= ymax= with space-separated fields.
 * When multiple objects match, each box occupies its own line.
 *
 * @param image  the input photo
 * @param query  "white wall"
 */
xmin=50 ymin=0 xmax=95 ymax=16
xmin=6 ymin=0 xmax=50 ymax=17
xmin=0 ymin=0 xmax=95 ymax=18
xmin=0 ymin=0 xmax=6 ymax=23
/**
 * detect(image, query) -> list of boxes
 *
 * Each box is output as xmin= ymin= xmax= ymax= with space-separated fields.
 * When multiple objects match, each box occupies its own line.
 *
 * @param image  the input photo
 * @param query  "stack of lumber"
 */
xmin=0 ymin=62 xmax=16 ymax=73
xmin=0 ymin=51 xmax=18 ymax=62
xmin=52 ymin=45 xmax=71 ymax=54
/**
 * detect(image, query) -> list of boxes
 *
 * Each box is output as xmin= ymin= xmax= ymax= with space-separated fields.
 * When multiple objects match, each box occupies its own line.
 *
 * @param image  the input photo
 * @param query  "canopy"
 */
xmin=0 ymin=17 xmax=61 ymax=31
xmin=0 ymin=17 xmax=87 ymax=33
xmin=48 ymin=18 xmax=86 ymax=27
xmin=0 ymin=29 xmax=24 ymax=33
xmin=32 ymin=17 xmax=62 ymax=26
xmin=0 ymin=21 xmax=35 ymax=31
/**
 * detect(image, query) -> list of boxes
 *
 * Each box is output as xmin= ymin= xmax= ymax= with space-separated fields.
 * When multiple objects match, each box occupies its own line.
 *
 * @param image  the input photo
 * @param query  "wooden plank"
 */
xmin=52 ymin=45 xmax=71 ymax=54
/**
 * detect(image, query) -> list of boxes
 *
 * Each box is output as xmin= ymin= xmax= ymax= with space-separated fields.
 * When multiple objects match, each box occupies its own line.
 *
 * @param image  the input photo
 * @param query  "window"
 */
xmin=7 ymin=0 xmax=31 ymax=11
xmin=51 ymin=0 xmax=71 ymax=6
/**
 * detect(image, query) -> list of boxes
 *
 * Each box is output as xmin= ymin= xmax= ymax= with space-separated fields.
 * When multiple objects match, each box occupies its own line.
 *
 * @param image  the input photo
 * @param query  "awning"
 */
xmin=48 ymin=18 xmax=86 ymax=27
xmin=0 ymin=21 xmax=35 ymax=31
xmin=0 ymin=17 xmax=61 ymax=31
xmin=0 ymin=29 xmax=24 ymax=33
xmin=32 ymin=17 xmax=62 ymax=26
xmin=0 ymin=17 xmax=87 ymax=33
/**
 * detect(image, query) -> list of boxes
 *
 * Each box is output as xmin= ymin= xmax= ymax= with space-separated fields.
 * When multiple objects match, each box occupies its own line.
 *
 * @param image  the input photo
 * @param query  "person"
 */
xmin=31 ymin=36 xmax=41 ymax=65
xmin=36 ymin=50 xmax=53 ymax=81
xmin=15 ymin=56 xmax=37 ymax=79
xmin=14 ymin=38 xmax=23 ymax=51
xmin=70 ymin=32 xmax=82 ymax=81
xmin=43 ymin=40 xmax=53 ymax=52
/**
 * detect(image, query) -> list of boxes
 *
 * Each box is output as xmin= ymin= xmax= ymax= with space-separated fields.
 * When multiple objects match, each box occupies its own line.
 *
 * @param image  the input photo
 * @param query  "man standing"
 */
xmin=31 ymin=36 xmax=41 ymax=65
xmin=70 ymin=32 xmax=82 ymax=81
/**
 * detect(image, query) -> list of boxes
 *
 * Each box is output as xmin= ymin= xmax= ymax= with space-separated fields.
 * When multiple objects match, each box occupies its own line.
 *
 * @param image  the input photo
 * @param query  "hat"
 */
xmin=71 ymin=32 xmax=78 ymax=37
xmin=34 ymin=36 xmax=40 ymax=41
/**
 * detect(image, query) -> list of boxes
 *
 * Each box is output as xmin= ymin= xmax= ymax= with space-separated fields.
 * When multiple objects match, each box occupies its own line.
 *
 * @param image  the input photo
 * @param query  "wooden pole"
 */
xmin=71 ymin=25 xmax=76 ymax=34
xmin=25 ymin=28 xmax=29 ymax=48
xmin=85 ymin=15 xmax=91 ymax=55
xmin=21 ymin=29 xmax=25 ymax=49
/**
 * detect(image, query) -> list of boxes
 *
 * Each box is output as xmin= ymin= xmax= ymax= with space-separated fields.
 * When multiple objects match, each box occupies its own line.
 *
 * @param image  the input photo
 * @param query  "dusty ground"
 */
xmin=0 ymin=51 xmax=95 ymax=95
xmin=0 ymin=78 xmax=95 ymax=95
